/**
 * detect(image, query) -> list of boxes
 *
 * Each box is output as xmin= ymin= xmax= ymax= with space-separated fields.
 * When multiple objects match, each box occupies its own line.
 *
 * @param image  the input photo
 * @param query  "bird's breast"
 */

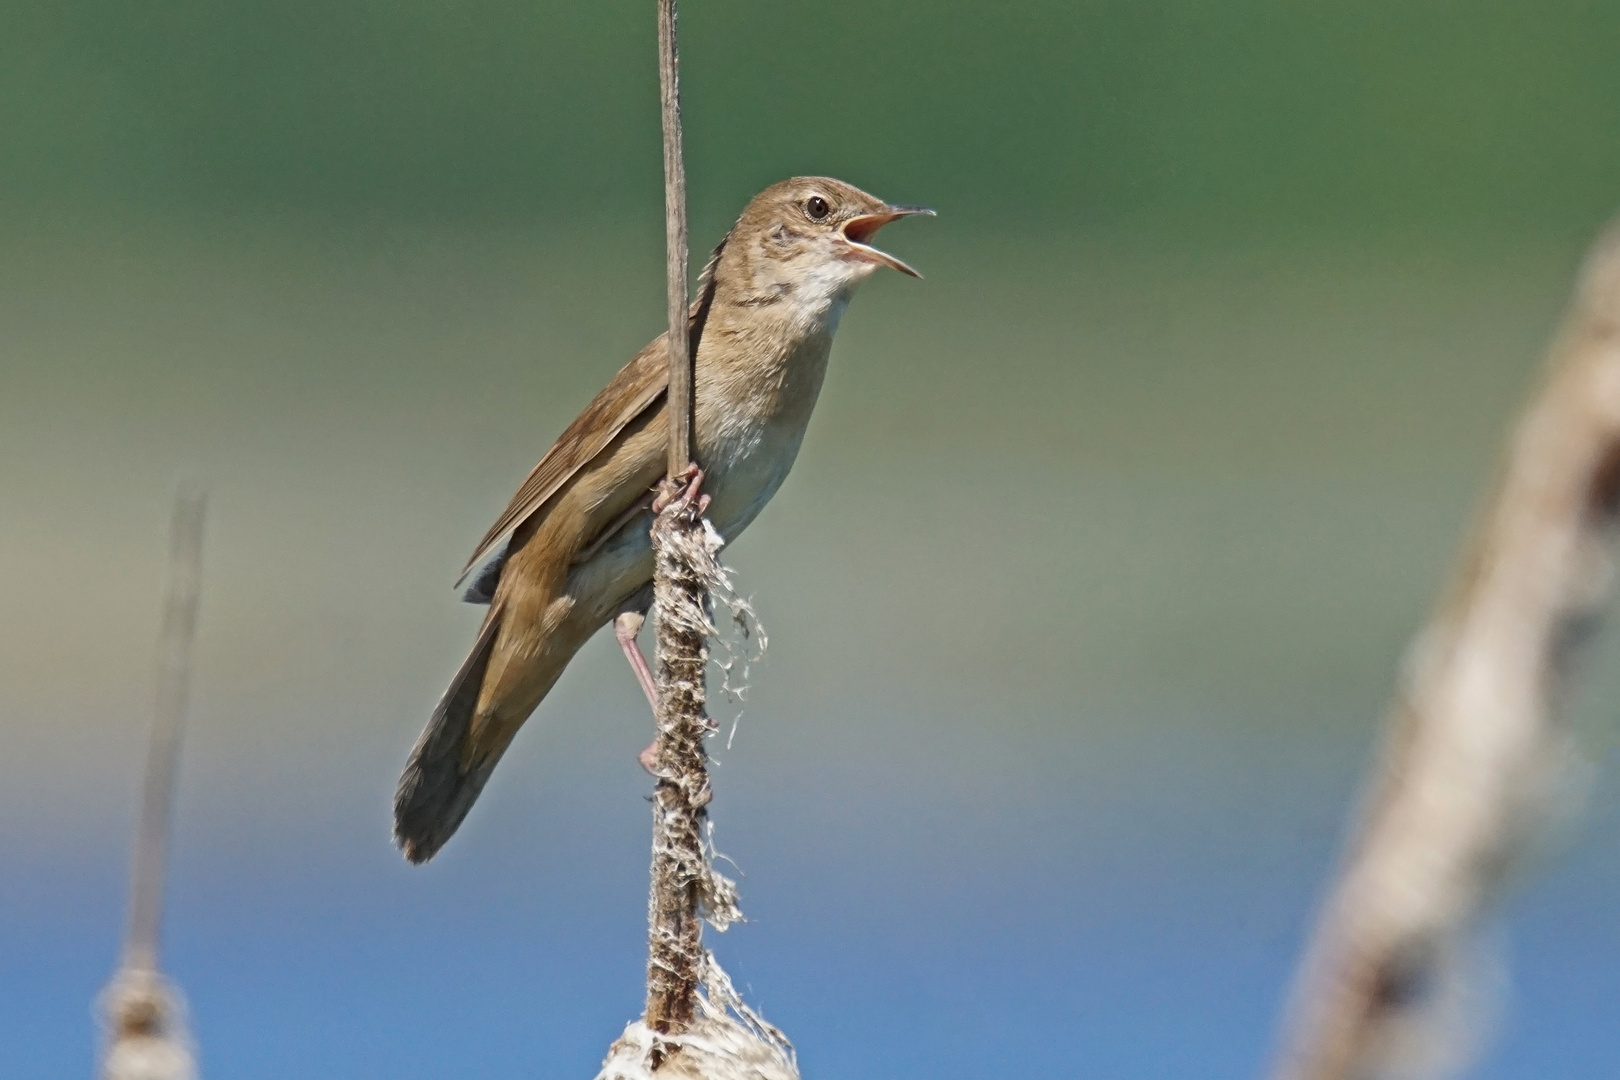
xmin=692 ymin=325 xmax=835 ymax=541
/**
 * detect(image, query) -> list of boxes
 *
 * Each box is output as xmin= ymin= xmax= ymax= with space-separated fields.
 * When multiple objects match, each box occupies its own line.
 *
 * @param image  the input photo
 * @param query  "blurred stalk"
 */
xmin=125 ymin=485 xmax=207 ymax=974
xmin=1270 ymin=221 xmax=1620 ymax=1080
xmin=103 ymin=485 xmax=206 ymax=1080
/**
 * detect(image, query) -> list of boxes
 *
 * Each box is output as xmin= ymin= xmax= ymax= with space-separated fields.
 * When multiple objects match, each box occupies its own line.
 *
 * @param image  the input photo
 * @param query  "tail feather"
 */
xmin=394 ymin=606 xmax=505 ymax=863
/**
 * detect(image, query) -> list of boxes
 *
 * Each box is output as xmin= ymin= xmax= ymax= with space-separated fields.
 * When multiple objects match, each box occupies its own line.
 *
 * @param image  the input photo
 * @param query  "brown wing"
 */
xmin=458 ymin=341 xmax=668 ymax=586
xmin=458 ymin=230 xmax=732 ymax=594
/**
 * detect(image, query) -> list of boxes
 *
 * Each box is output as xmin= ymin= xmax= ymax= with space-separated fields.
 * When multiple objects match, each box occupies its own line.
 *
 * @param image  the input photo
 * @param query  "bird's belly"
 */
xmin=699 ymin=414 xmax=810 ymax=544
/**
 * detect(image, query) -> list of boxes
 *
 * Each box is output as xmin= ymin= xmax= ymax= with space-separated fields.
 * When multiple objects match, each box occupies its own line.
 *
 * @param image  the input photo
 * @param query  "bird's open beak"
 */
xmin=841 ymin=205 xmax=935 ymax=278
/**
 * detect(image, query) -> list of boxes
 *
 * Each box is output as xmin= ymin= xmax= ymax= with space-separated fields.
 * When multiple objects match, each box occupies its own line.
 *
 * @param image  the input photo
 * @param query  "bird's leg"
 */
xmin=614 ymin=611 xmax=663 ymax=773
xmin=615 ymin=612 xmax=658 ymax=709
xmin=627 ymin=468 xmax=710 ymax=775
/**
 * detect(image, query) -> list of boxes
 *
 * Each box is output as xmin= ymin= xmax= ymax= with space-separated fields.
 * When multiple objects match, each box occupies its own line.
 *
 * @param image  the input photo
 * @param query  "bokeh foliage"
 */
xmin=5 ymin=0 xmax=1619 ymax=231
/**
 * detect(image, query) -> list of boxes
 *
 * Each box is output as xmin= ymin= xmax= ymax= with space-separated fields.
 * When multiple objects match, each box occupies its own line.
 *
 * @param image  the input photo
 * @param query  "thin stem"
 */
xmin=645 ymin=0 xmax=707 ymax=1048
xmin=123 ymin=486 xmax=207 ymax=974
xmin=658 ymin=0 xmax=692 ymax=477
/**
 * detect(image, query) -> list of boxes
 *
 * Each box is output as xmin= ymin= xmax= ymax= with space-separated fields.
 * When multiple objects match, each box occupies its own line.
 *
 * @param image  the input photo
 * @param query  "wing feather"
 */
xmin=455 ymin=232 xmax=731 ymax=592
xmin=457 ymin=344 xmax=667 ymax=588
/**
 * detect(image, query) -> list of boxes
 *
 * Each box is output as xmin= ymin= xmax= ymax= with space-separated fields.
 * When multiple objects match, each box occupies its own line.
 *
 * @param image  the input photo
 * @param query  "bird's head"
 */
xmin=716 ymin=177 xmax=933 ymax=310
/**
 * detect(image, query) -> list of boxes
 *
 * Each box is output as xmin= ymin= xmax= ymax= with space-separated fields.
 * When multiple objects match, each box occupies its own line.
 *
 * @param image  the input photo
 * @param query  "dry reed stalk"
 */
xmin=102 ymin=486 xmax=206 ymax=1080
xmin=611 ymin=6 xmax=796 ymax=1075
xmin=644 ymin=487 xmax=712 ymax=1040
xmin=1269 ymin=222 xmax=1620 ymax=1080
xmin=644 ymin=0 xmax=707 ymax=1048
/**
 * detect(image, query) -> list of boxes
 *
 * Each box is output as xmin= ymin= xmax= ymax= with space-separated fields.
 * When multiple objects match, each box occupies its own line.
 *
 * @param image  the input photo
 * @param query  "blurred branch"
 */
xmin=1269 ymin=222 xmax=1620 ymax=1080
xmin=124 ymin=485 xmax=207 ymax=975
xmin=104 ymin=486 xmax=206 ymax=1080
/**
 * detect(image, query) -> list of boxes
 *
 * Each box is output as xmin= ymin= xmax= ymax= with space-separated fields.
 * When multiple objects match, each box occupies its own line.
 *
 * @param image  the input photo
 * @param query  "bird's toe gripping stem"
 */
xmin=652 ymin=464 xmax=709 ymax=517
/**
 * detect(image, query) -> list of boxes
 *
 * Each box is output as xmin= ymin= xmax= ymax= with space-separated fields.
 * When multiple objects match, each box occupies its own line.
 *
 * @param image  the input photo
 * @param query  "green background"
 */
xmin=8 ymin=1 xmax=1620 ymax=232
xmin=4 ymin=3 xmax=1620 ymax=1078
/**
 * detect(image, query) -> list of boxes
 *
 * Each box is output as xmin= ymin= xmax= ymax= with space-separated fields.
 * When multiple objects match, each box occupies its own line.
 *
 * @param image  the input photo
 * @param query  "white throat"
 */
xmin=790 ymin=256 xmax=873 ymax=337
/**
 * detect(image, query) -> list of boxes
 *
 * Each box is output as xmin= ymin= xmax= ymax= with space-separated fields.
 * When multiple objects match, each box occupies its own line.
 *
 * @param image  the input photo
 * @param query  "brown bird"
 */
xmin=394 ymin=177 xmax=931 ymax=862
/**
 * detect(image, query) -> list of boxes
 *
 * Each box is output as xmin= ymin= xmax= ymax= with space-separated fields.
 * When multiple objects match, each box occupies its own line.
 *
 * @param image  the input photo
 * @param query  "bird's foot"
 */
xmin=637 ymin=741 xmax=712 ymax=806
xmin=653 ymin=465 xmax=710 ymax=517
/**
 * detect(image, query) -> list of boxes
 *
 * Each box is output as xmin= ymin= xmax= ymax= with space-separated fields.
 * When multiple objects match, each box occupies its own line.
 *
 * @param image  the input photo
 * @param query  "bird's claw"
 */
xmin=653 ymin=465 xmax=706 ymax=516
xmin=637 ymin=742 xmax=713 ymax=808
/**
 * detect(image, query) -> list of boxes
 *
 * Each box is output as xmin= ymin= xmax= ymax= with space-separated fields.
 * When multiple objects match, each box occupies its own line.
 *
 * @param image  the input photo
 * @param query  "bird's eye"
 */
xmin=805 ymin=196 xmax=831 ymax=220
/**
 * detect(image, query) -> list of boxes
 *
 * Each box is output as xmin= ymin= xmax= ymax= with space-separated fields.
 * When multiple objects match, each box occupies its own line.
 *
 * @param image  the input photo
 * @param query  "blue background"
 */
xmin=5 ymin=3 xmax=1620 ymax=1076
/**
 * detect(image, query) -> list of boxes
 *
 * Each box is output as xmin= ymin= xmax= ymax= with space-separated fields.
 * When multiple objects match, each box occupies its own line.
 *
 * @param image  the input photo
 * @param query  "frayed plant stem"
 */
xmin=645 ymin=0 xmax=706 ymax=1052
xmin=644 ymin=498 xmax=748 ymax=1030
xmin=638 ymin=3 xmax=788 ymax=1074
xmin=598 ymin=954 xmax=797 ymax=1080
xmin=645 ymin=484 xmax=713 ymax=1041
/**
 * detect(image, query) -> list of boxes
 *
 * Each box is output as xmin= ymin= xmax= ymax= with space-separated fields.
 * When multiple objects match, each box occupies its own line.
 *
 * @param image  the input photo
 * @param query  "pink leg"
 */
xmin=615 ymin=611 xmax=657 ymax=709
xmin=627 ymin=469 xmax=712 ymax=774
xmin=615 ymin=611 xmax=662 ymax=773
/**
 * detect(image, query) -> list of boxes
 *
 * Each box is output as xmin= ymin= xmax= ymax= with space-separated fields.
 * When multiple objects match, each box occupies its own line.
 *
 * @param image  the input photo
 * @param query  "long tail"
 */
xmin=393 ymin=606 xmax=506 ymax=863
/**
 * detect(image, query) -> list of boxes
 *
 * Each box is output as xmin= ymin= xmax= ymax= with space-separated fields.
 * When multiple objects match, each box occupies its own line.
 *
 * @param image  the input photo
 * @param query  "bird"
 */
xmin=393 ymin=177 xmax=931 ymax=863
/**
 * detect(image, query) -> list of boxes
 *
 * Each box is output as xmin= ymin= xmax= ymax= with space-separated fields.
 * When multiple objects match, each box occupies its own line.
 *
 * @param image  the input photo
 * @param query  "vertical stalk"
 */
xmin=644 ymin=502 xmax=711 ymax=1039
xmin=645 ymin=0 xmax=708 ymax=1049
xmin=658 ymin=0 xmax=692 ymax=477
xmin=124 ymin=487 xmax=207 ymax=975
xmin=1269 ymin=223 xmax=1620 ymax=1080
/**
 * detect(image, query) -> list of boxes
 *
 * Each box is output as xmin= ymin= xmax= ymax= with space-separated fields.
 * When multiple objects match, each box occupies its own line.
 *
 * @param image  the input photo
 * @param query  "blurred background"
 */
xmin=5 ymin=2 xmax=1620 ymax=1077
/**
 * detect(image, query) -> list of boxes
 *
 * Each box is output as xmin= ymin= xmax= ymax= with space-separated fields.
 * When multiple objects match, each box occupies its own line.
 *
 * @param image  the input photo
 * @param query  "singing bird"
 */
xmin=394 ymin=177 xmax=931 ymax=862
